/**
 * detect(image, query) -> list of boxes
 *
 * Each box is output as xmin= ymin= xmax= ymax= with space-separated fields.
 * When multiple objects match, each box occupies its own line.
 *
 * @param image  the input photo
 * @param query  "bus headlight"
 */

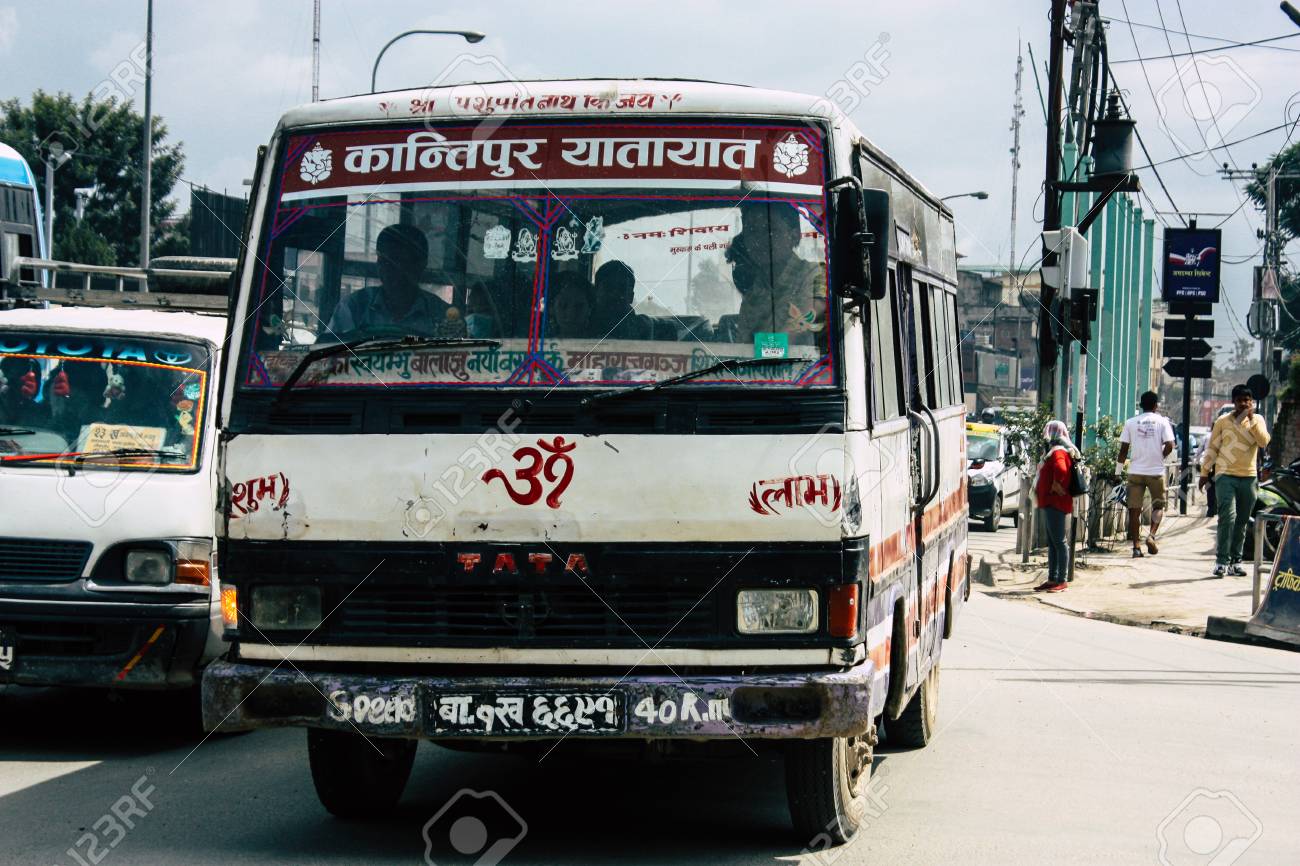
xmin=737 ymin=589 xmax=818 ymax=634
xmin=251 ymin=585 xmax=322 ymax=631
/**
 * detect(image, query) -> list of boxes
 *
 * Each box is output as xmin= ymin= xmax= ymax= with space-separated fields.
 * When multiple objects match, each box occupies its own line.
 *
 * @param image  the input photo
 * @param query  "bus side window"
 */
xmin=868 ymin=269 xmax=905 ymax=423
xmin=944 ymin=290 xmax=963 ymax=404
xmin=912 ymin=280 xmax=937 ymax=408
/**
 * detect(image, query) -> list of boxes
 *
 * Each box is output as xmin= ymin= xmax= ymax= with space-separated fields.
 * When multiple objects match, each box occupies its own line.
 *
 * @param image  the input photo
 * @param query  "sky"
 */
xmin=0 ymin=0 xmax=1297 ymax=355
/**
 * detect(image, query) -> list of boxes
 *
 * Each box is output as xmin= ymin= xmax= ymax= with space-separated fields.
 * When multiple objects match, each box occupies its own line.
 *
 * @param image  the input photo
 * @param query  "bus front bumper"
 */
xmin=201 ymin=659 xmax=876 ymax=740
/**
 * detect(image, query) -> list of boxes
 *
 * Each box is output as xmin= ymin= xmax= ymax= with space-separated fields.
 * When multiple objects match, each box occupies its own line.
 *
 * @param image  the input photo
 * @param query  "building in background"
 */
xmin=957 ymin=266 xmax=1040 ymax=415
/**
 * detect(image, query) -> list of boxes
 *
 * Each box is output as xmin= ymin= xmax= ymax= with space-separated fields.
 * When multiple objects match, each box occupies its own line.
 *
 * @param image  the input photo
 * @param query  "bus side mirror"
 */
xmin=830 ymin=183 xmax=871 ymax=312
xmin=862 ymin=188 xmax=890 ymax=301
xmin=830 ymin=183 xmax=891 ymax=312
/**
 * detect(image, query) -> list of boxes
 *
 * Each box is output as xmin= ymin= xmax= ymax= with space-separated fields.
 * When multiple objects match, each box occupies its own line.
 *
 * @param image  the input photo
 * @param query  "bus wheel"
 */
xmin=307 ymin=728 xmax=417 ymax=819
xmin=784 ymin=733 xmax=874 ymax=845
xmin=891 ymin=662 xmax=939 ymax=748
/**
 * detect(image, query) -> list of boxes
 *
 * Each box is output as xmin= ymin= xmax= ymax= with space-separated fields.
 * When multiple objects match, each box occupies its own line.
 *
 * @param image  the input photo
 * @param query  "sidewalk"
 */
xmin=968 ymin=511 xmax=1258 ymax=636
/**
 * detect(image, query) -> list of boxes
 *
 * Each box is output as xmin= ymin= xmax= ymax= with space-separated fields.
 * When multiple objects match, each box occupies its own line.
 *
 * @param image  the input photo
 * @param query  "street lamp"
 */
xmin=370 ymin=29 xmax=487 ymax=93
xmin=940 ymin=191 xmax=989 ymax=202
xmin=1283 ymin=2 xmax=1300 ymax=29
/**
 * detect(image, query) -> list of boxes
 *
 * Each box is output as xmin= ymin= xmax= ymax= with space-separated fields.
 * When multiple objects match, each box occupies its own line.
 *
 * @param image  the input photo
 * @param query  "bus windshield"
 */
xmin=0 ymin=331 xmax=210 ymax=471
xmin=240 ymin=119 xmax=834 ymax=390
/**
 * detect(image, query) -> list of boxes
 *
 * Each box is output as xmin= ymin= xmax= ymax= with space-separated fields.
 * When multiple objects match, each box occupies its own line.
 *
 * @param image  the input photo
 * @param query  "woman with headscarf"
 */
xmin=1035 ymin=419 xmax=1079 ymax=592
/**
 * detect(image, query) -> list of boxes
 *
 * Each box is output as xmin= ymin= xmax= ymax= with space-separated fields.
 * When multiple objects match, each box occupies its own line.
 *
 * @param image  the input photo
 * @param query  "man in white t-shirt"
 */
xmin=1117 ymin=391 xmax=1176 ymax=557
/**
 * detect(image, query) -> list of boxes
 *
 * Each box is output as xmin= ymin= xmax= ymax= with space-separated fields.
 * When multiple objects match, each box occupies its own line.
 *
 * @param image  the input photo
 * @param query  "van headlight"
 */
xmin=969 ymin=474 xmax=992 ymax=487
xmin=122 ymin=540 xmax=211 ymax=586
xmin=251 ymin=585 xmax=323 ymax=631
xmin=124 ymin=550 xmax=171 ymax=585
xmin=736 ymin=589 xmax=818 ymax=634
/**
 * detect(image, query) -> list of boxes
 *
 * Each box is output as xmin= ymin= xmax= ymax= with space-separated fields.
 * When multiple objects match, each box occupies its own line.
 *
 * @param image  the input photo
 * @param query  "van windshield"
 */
xmin=240 ymin=119 xmax=834 ymax=390
xmin=0 ymin=330 xmax=210 ymax=471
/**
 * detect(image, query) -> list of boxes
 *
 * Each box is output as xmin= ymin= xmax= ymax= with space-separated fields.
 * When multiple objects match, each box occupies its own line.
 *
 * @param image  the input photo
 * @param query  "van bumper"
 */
xmin=0 ymin=599 xmax=214 ymax=689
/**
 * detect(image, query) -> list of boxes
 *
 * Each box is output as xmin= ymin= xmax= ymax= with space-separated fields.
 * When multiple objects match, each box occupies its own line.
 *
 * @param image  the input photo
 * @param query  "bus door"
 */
xmin=895 ymin=259 xmax=940 ymax=686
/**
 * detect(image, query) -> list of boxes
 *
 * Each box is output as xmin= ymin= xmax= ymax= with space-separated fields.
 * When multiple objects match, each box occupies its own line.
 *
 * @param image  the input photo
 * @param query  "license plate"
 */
xmin=426 ymin=691 xmax=625 ymax=736
xmin=0 ymin=626 xmax=16 ymax=675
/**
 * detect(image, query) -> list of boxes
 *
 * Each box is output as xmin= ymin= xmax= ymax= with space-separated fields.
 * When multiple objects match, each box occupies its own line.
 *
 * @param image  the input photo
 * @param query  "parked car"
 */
xmin=966 ymin=422 xmax=1021 ymax=532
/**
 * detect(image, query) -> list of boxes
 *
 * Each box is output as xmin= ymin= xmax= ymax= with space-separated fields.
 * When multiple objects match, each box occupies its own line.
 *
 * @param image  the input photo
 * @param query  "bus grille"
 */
xmin=320 ymin=584 xmax=719 ymax=646
xmin=0 ymin=538 xmax=93 ymax=582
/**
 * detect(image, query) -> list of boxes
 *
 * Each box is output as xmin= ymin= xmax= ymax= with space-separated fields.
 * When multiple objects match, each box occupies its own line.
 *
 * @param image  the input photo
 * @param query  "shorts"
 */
xmin=1127 ymin=473 xmax=1167 ymax=510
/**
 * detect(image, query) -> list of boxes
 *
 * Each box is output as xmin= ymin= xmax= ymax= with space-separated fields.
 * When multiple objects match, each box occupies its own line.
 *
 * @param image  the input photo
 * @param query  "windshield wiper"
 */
xmin=581 ymin=356 xmax=806 ymax=408
xmin=0 ymin=447 xmax=187 ymax=470
xmin=275 ymin=336 xmax=501 ymax=400
xmin=0 ymin=427 xmax=36 ymax=436
xmin=72 ymin=448 xmax=187 ymax=465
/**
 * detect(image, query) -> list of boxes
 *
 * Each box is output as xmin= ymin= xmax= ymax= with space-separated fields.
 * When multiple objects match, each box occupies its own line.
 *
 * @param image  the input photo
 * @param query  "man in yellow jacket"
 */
xmin=1199 ymin=384 xmax=1271 ymax=576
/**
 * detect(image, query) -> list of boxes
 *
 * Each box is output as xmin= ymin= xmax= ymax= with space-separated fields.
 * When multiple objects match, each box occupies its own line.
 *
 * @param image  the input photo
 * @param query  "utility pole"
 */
xmin=1038 ymin=0 xmax=1067 ymax=407
xmin=139 ymin=0 xmax=154 ymax=269
xmin=1008 ymin=41 xmax=1025 ymax=277
xmin=1224 ymin=162 xmax=1300 ymax=424
xmin=311 ymin=0 xmax=321 ymax=102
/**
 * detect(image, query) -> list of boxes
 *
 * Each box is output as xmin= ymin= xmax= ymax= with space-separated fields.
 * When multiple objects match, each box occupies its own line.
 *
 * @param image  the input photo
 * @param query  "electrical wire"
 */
xmin=1109 ymin=31 xmax=1300 ymax=63
xmin=1100 ymin=16 xmax=1300 ymax=53
xmin=1129 ymin=120 xmax=1298 ymax=170
xmin=1113 ymin=0 xmax=1189 ymax=226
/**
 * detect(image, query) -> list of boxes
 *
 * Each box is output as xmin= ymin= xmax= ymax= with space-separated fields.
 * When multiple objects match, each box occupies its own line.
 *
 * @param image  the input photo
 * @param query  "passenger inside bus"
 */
xmin=547 ymin=271 xmax=594 ymax=338
xmin=590 ymin=260 xmax=653 ymax=341
xmin=730 ymin=202 xmax=826 ymax=344
xmin=328 ymin=223 xmax=456 ymax=339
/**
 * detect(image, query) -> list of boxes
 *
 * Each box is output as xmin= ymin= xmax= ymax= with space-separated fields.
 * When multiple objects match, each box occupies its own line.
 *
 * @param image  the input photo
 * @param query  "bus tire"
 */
xmin=307 ymin=728 xmax=417 ymax=819
xmin=891 ymin=661 xmax=939 ymax=749
xmin=784 ymin=734 xmax=874 ymax=846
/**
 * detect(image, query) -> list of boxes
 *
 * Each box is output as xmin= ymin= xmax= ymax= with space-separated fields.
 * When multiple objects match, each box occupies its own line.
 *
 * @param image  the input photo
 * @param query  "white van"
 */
xmin=0 ymin=306 xmax=225 ymax=689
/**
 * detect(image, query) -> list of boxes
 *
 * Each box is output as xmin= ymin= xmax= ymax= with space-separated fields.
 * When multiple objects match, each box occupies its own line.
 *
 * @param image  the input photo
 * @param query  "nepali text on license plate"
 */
xmin=427 ymin=691 xmax=624 ymax=736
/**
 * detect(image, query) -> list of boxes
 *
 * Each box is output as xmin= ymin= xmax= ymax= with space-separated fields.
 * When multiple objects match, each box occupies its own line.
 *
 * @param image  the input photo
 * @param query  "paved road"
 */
xmin=2 ymin=593 xmax=1297 ymax=865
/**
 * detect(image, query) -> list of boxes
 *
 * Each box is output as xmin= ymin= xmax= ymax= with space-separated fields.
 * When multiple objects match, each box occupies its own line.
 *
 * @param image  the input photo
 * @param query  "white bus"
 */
xmin=204 ymin=78 xmax=969 ymax=843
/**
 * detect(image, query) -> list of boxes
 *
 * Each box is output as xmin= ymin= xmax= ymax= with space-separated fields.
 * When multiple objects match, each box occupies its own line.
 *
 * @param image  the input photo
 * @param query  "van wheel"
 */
xmin=307 ymin=728 xmax=417 ymax=819
xmin=983 ymin=496 xmax=1001 ymax=532
xmin=891 ymin=662 xmax=939 ymax=748
xmin=785 ymin=733 xmax=874 ymax=845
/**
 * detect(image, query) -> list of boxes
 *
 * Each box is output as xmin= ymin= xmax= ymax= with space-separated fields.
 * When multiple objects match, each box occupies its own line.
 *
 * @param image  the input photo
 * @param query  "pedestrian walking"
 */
xmin=1117 ymin=391 xmax=1175 ymax=557
xmin=1199 ymin=384 xmax=1271 ymax=577
xmin=1034 ymin=420 xmax=1078 ymax=593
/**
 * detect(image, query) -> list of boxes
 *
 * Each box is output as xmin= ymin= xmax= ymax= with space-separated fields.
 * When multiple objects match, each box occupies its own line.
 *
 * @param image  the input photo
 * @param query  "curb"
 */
xmin=1204 ymin=616 xmax=1300 ymax=652
xmin=986 ymin=590 xmax=1204 ymax=636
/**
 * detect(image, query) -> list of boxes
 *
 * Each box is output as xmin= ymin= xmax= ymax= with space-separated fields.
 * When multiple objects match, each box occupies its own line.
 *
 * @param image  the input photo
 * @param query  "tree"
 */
xmin=1245 ymin=141 xmax=1300 ymax=243
xmin=1229 ymin=337 xmax=1255 ymax=372
xmin=0 ymin=90 xmax=184 ymax=267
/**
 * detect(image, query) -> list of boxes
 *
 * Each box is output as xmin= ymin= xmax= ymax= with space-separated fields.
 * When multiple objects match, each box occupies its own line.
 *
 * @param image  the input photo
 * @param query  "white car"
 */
xmin=966 ymin=423 xmax=1021 ymax=532
xmin=0 ymin=306 xmax=225 ymax=690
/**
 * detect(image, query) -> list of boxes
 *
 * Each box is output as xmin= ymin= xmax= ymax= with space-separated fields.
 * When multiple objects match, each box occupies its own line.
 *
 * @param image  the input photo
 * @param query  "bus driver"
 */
xmin=328 ymin=223 xmax=452 ymax=338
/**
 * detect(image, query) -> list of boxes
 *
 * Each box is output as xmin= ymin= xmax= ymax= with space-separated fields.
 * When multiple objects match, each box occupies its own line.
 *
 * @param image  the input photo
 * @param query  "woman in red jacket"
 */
xmin=1035 ymin=420 xmax=1077 ymax=592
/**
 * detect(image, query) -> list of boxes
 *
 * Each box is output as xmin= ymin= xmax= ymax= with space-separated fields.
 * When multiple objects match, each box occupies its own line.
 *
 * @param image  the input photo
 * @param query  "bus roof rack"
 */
xmin=0 ymin=255 xmax=235 ymax=313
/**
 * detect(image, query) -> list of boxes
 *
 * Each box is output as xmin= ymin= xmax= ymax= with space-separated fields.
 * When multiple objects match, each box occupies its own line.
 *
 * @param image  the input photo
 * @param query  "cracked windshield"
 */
xmin=0 ymin=332 xmax=210 ymax=470
xmin=243 ymin=121 xmax=834 ymax=389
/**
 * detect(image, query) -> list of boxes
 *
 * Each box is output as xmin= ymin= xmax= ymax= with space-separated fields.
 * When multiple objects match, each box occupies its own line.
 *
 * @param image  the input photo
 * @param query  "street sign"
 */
xmin=1162 ymin=227 xmax=1223 ymax=302
xmin=1248 ymin=373 xmax=1271 ymax=400
xmin=1162 ymin=338 xmax=1213 ymax=359
xmin=1164 ymin=358 xmax=1212 ymax=379
xmin=1164 ymin=318 xmax=1215 ymax=339
xmin=1167 ymin=300 xmax=1213 ymax=317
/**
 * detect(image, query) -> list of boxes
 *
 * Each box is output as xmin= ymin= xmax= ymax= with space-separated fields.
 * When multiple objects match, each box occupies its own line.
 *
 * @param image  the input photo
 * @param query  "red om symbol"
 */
xmin=482 ymin=436 xmax=576 ymax=508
